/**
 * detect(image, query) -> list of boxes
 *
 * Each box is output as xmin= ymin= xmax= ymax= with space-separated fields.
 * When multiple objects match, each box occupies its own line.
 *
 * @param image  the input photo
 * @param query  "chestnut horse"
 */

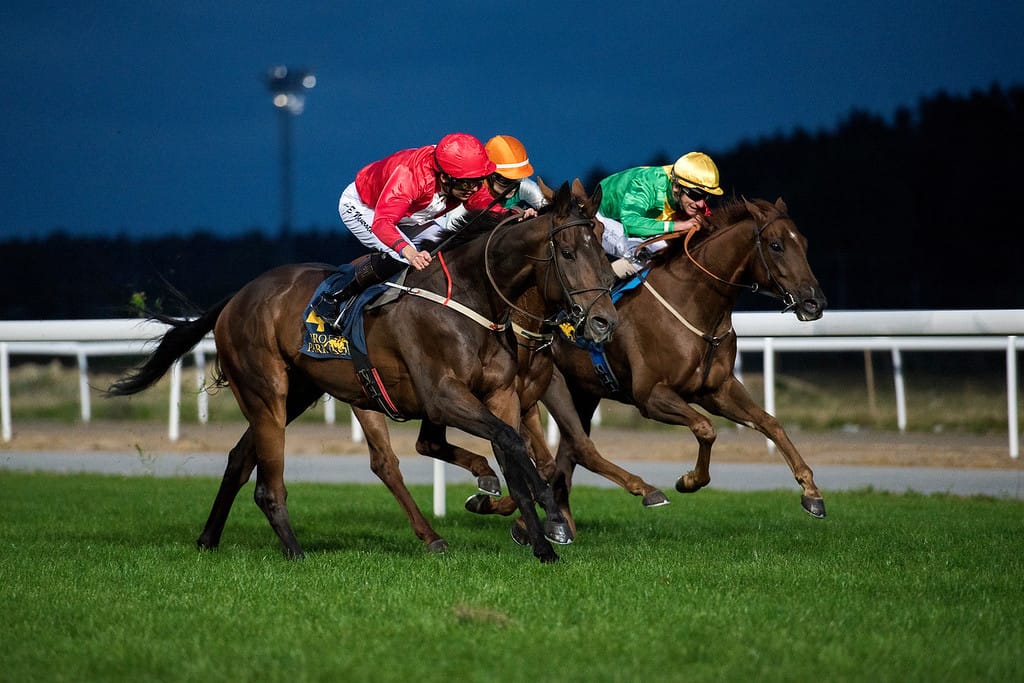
xmin=108 ymin=181 xmax=617 ymax=563
xmin=453 ymin=197 xmax=828 ymax=536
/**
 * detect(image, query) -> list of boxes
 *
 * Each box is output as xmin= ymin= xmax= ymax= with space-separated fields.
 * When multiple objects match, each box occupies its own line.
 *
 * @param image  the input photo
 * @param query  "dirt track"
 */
xmin=3 ymin=420 xmax=1020 ymax=470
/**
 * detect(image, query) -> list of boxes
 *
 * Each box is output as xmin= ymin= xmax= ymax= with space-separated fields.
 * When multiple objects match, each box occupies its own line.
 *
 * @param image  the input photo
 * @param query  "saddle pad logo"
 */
xmin=301 ymin=311 xmax=351 ymax=358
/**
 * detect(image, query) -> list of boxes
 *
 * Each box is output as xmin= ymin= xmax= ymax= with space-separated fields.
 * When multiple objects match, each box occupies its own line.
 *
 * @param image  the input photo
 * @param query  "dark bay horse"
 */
xmin=455 ymin=197 xmax=828 ymax=535
xmin=108 ymin=181 xmax=617 ymax=563
xmin=346 ymin=180 xmax=608 ymax=546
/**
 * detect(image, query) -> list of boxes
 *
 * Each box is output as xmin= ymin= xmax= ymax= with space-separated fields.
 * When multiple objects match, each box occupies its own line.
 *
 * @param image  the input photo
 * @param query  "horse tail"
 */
xmin=107 ymin=294 xmax=233 ymax=396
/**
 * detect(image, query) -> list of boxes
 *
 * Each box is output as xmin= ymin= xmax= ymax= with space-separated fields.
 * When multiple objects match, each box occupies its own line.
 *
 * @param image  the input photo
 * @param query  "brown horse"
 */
xmin=450 ymin=197 xmax=828 ymax=535
xmin=347 ymin=181 xmax=608 ymax=549
xmin=107 ymin=181 xmax=617 ymax=563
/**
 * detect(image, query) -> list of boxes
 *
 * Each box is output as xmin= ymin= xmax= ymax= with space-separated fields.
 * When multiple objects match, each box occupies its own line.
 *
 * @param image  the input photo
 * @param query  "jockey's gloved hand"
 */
xmin=611 ymin=258 xmax=640 ymax=278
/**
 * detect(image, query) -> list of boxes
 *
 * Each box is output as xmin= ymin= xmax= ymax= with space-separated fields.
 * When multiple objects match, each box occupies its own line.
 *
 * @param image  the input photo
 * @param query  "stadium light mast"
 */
xmin=265 ymin=65 xmax=316 ymax=238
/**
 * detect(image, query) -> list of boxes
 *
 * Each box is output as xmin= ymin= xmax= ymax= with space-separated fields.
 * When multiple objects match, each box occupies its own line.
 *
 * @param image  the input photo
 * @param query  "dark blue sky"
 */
xmin=3 ymin=1 xmax=1022 ymax=239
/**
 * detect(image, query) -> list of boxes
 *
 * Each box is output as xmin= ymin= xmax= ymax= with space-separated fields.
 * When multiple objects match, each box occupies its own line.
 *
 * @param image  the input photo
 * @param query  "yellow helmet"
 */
xmin=484 ymin=135 xmax=534 ymax=180
xmin=671 ymin=152 xmax=724 ymax=195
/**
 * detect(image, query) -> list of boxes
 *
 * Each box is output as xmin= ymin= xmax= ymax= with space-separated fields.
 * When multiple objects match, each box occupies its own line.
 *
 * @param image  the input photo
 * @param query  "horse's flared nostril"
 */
xmin=587 ymin=316 xmax=614 ymax=342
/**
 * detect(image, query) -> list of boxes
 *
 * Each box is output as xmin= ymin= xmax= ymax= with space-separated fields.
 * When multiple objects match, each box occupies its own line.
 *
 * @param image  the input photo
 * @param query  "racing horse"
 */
xmin=346 ymin=180 xmax=606 ymax=546
xmin=460 ymin=197 xmax=828 ymax=535
xmin=107 ymin=181 xmax=617 ymax=563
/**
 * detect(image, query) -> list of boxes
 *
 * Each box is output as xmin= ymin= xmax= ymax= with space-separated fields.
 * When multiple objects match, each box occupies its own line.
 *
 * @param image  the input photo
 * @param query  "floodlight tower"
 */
xmin=265 ymin=65 xmax=316 ymax=238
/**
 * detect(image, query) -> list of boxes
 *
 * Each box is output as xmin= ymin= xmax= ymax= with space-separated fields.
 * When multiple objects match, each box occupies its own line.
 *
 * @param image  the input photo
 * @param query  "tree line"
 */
xmin=2 ymin=84 xmax=1021 ymax=320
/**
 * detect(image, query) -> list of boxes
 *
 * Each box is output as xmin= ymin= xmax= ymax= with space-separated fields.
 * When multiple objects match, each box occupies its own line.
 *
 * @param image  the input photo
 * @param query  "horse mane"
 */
xmin=648 ymin=196 xmax=770 ymax=266
xmin=416 ymin=210 xmax=504 ymax=253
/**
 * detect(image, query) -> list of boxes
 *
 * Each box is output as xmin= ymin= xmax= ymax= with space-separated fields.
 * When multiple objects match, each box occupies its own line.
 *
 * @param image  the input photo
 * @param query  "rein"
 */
xmin=484 ymin=213 xmax=609 ymax=333
xmin=640 ymin=212 xmax=799 ymax=311
xmin=633 ymin=209 xmax=800 ymax=354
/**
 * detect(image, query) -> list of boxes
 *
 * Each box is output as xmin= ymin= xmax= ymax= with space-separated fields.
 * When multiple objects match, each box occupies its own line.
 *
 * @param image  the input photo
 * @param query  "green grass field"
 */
xmin=2 ymin=471 xmax=1022 ymax=682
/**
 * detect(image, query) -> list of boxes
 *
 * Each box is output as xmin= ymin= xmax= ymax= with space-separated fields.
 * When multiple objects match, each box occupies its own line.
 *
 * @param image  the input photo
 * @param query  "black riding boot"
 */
xmin=324 ymin=252 xmax=406 ymax=330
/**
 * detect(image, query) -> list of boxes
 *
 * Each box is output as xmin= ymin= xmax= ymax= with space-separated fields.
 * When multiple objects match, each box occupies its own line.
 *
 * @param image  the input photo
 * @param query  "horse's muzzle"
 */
xmin=793 ymin=287 xmax=827 ymax=322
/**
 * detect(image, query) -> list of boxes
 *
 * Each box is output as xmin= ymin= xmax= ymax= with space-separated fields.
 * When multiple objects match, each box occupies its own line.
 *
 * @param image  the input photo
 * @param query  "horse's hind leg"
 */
xmin=700 ymin=376 xmax=826 ymax=518
xmin=249 ymin=417 xmax=303 ymax=558
xmin=197 ymin=427 xmax=258 ymax=551
xmin=197 ymin=377 xmax=322 ymax=554
xmin=415 ymin=419 xmax=502 ymax=496
xmin=353 ymin=408 xmax=449 ymax=553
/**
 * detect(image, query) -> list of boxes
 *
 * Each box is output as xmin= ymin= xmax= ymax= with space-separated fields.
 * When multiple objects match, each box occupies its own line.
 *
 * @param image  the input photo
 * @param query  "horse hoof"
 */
xmin=642 ymin=490 xmax=670 ymax=507
xmin=537 ymin=550 xmax=560 ymax=564
xmin=544 ymin=520 xmax=574 ymax=546
xmin=510 ymin=522 xmax=530 ymax=547
xmin=426 ymin=538 xmax=449 ymax=553
xmin=477 ymin=476 xmax=502 ymax=496
xmin=674 ymin=476 xmax=701 ymax=494
xmin=802 ymin=496 xmax=827 ymax=519
xmin=464 ymin=494 xmax=493 ymax=514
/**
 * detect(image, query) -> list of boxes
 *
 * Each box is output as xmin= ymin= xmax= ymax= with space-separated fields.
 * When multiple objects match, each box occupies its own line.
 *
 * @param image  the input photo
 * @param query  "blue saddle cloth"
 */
xmin=300 ymin=266 xmax=389 ymax=360
xmin=610 ymin=270 xmax=648 ymax=303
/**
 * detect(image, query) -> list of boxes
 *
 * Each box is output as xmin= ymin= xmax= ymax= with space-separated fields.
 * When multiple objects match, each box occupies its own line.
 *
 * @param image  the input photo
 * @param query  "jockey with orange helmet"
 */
xmin=324 ymin=133 xmax=494 ymax=317
xmin=597 ymin=151 xmax=724 ymax=277
xmin=462 ymin=135 xmax=548 ymax=215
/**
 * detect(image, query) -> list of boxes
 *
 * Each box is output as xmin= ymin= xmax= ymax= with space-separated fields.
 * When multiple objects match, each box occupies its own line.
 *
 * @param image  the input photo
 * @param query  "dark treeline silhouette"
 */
xmin=2 ymin=85 xmax=1021 ymax=320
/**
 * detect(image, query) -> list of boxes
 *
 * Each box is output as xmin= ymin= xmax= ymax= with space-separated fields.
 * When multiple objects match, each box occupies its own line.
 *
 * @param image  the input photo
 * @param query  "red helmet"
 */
xmin=434 ymin=133 xmax=496 ymax=179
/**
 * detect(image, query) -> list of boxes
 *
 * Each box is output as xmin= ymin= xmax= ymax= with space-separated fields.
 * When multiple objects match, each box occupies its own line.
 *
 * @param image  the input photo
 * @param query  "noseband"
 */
xmin=484 ymin=213 xmax=611 ymax=332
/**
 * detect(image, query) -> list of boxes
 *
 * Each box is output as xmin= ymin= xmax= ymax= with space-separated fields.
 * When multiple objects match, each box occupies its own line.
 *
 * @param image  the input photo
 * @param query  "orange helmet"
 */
xmin=484 ymin=135 xmax=534 ymax=180
xmin=434 ymin=133 xmax=495 ymax=179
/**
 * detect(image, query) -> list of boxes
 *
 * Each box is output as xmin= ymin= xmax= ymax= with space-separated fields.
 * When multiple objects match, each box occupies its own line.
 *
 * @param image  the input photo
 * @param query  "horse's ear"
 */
xmin=537 ymin=177 xmax=555 ymax=202
xmin=742 ymin=196 xmax=766 ymax=222
xmin=553 ymin=181 xmax=572 ymax=216
xmin=774 ymin=197 xmax=788 ymax=214
xmin=591 ymin=182 xmax=603 ymax=210
xmin=571 ymin=178 xmax=585 ymax=197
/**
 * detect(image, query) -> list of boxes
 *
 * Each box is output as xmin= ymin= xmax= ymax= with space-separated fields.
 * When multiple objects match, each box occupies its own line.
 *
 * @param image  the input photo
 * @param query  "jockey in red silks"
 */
xmin=327 ymin=133 xmax=495 ymax=309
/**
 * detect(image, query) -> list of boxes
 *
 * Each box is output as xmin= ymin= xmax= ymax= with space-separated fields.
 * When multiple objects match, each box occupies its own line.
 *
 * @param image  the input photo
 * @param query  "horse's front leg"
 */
xmin=484 ymin=389 xmax=574 ymax=549
xmin=415 ymin=419 xmax=502 ymax=496
xmin=639 ymin=383 xmax=717 ymax=495
xmin=430 ymin=381 xmax=560 ymax=563
xmin=353 ymin=408 xmax=449 ymax=552
xmin=699 ymin=375 xmax=826 ymax=518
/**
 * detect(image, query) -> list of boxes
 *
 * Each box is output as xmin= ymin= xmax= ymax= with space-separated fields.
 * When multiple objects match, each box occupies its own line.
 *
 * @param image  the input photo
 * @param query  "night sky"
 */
xmin=3 ymin=1 xmax=1021 ymax=239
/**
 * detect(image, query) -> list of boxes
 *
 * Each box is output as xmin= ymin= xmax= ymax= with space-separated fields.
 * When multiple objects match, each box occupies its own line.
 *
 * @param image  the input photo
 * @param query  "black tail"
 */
xmin=107 ymin=295 xmax=233 ymax=396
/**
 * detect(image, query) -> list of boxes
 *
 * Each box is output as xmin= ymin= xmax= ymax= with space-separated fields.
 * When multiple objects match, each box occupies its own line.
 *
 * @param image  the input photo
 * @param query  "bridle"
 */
xmin=484 ymin=210 xmax=611 ymax=334
xmin=674 ymin=212 xmax=801 ymax=313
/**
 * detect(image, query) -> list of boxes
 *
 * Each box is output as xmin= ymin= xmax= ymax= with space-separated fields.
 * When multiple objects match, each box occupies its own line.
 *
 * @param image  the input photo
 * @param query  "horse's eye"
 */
xmin=770 ymin=240 xmax=783 ymax=252
xmin=560 ymin=248 xmax=575 ymax=261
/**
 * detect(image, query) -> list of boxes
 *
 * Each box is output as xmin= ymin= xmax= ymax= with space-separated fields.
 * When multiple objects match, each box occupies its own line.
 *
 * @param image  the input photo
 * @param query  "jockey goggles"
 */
xmin=676 ymin=183 xmax=710 ymax=202
xmin=447 ymin=175 xmax=486 ymax=192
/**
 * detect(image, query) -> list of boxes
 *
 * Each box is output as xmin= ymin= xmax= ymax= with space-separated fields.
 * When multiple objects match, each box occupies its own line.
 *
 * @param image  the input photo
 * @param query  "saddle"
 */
xmin=301 ymin=268 xmax=408 ymax=420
